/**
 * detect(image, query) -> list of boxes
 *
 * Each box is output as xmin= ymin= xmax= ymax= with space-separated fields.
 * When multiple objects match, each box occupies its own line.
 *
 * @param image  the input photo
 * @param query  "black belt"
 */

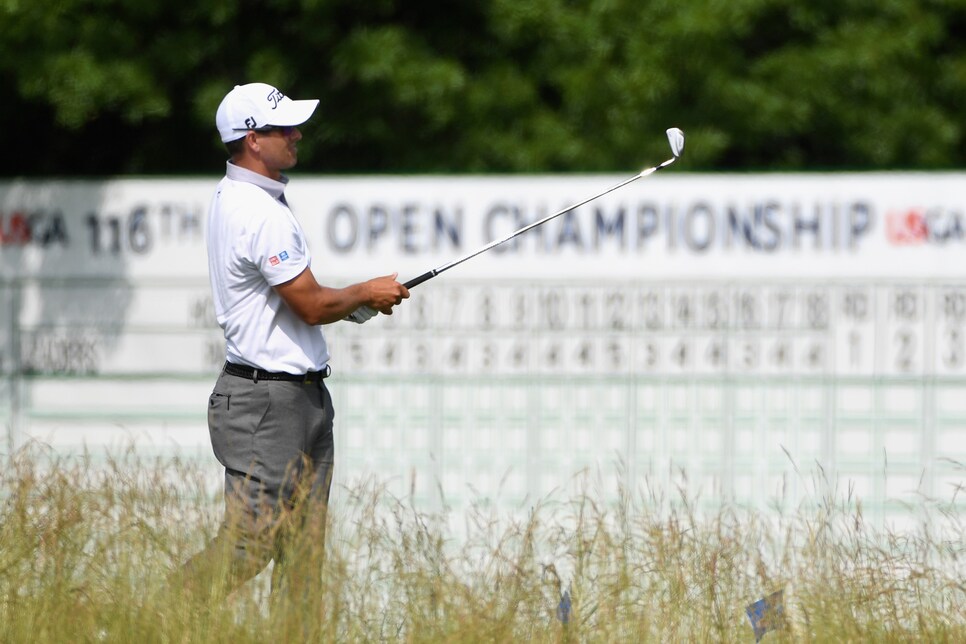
xmin=224 ymin=361 xmax=331 ymax=383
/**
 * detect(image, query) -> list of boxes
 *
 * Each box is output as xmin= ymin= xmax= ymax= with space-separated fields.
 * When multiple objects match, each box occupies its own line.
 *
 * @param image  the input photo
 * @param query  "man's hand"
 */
xmin=345 ymin=305 xmax=377 ymax=324
xmin=364 ymin=272 xmax=410 ymax=315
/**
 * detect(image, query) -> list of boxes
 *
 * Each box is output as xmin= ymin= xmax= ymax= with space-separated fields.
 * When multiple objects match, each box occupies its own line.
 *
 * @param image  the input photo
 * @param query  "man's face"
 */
xmin=254 ymin=126 xmax=302 ymax=173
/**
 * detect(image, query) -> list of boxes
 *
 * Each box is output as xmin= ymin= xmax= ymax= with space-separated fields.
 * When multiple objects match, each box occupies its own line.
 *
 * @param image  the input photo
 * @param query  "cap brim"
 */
xmin=266 ymin=98 xmax=319 ymax=127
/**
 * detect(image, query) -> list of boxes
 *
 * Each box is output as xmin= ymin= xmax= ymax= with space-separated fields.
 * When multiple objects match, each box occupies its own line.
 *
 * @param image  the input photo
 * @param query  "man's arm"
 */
xmin=274 ymin=267 xmax=409 ymax=326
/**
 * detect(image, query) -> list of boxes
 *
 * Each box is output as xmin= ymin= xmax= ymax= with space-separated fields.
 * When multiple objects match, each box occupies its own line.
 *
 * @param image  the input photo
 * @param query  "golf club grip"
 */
xmin=404 ymin=270 xmax=436 ymax=289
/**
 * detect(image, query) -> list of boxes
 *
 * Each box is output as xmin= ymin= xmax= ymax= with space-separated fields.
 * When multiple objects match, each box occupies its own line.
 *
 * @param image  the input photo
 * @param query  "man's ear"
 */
xmin=245 ymin=130 xmax=260 ymax=154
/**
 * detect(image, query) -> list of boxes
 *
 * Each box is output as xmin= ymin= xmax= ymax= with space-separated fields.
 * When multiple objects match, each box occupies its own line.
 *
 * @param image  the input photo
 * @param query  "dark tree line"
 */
xmin=4 ymin=0 xmax=966 ymax=176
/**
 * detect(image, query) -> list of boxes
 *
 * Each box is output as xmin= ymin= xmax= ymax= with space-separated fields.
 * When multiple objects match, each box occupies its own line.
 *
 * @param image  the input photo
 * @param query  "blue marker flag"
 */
xmin=556 ymin=590 xmax=571 ymax=625
xmin=745 ymin=590 xmax=784 ymax=642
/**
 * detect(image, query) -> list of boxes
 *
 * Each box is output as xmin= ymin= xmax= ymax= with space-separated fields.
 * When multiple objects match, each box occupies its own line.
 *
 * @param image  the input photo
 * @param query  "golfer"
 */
xmin=180 ymin=82 xmax=409 ymax=602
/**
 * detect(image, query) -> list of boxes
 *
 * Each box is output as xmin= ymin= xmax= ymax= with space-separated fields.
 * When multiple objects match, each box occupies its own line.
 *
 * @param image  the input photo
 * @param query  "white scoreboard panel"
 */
xmin=2 ymin=174 xmax=965 ymax=524
xmin=326 ymin=279 xmax=966 ymax=517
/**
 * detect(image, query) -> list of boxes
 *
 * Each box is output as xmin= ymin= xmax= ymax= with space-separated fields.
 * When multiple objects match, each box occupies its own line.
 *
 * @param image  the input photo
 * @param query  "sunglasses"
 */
xmin=234 ymin=125 xmax=297 ymax=136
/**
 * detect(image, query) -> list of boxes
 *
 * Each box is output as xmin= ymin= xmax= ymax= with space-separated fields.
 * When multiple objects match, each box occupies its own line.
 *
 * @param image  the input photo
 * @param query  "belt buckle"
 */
xmin=304 ymin=365 xmax=331 ymax=384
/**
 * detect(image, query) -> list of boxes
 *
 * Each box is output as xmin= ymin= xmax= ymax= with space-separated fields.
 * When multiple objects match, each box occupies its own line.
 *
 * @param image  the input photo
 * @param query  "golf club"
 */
xmin=402 ymin=127 xmax=685 ymax=289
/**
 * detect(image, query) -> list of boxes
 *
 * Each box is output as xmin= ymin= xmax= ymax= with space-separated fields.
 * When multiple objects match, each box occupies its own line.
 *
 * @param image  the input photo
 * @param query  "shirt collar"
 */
xmin=225 ymin=161 xmax=290 ymax=201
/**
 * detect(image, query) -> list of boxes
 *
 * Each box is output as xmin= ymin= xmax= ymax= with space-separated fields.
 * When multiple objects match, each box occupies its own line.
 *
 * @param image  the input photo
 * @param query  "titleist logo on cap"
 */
xmin=266 ymin=89 xmax=284 ymax=108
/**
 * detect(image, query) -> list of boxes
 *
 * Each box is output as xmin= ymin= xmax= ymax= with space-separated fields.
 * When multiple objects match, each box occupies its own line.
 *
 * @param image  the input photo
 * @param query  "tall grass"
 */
xmin=1 ymin=444 xmax=963 ymax=642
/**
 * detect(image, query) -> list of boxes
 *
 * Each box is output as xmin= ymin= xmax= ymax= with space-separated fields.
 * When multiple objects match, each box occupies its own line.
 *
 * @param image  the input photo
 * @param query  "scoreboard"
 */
xmin=331 ymin=280 xmax=966 ymax=377
xmin=2 ymin=174 xmax=965 ymax=522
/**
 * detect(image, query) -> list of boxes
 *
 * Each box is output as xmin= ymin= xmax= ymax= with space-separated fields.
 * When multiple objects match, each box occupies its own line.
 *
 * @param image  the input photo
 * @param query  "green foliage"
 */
xmin=3 ymin=0 xmax=966 ymax=174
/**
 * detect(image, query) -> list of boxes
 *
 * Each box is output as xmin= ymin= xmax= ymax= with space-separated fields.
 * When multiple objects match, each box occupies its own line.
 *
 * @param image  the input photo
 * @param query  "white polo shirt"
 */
xmin=206 ymin=162 xmax=330 ymax=373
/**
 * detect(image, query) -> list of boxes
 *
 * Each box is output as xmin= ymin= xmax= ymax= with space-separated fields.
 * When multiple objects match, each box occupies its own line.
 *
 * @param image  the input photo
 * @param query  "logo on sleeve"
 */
xmin=268 ymin=250 xmax=289 ymax=267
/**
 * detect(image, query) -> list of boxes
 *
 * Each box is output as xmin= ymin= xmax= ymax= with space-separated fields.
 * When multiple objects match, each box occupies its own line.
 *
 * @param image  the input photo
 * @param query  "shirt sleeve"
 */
xmin=249 ymin=206 xmax=311 ymax=286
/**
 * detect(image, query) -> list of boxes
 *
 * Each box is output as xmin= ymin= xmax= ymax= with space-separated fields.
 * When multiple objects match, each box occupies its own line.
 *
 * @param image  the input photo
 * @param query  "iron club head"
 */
xmin=637 ymin=127 xmax=686 ymax=177
xmin=666 ymin=127 xmax=685 ymax=158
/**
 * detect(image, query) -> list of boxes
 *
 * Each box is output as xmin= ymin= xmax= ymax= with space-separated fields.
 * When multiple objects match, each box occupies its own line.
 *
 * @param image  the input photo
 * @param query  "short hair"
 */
xmin=225 ymin=137 xmax=246 ymax=157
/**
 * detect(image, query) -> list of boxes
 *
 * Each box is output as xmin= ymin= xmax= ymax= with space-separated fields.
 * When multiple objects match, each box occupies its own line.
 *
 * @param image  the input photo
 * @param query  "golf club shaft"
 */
xmin=403 ymin=156 xmax=678 ymax=289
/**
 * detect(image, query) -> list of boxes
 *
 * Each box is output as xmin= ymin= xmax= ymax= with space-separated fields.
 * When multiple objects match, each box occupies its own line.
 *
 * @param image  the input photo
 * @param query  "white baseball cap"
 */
xmin=216 ymin=82 xmax=320 ymax=143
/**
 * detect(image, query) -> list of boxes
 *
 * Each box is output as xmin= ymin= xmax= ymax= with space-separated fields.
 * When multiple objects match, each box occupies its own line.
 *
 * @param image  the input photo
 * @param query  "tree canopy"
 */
xmin=3 ymin=0 xmax=966 ymax=175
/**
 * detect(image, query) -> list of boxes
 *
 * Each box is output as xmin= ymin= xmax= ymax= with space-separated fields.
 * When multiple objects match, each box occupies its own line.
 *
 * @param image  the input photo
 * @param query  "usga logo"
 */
xmin=268 ymin=251 xmax=289 ymax=266
xmin=0 ymin=210 xmax=68 ymax=246
xmin=886 ymin=207 xmax=966 ymax=245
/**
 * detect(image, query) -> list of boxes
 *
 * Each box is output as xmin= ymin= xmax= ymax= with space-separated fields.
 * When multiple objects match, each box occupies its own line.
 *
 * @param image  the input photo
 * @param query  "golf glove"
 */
xmin=345 ymin=305 xmax=377 ymax=324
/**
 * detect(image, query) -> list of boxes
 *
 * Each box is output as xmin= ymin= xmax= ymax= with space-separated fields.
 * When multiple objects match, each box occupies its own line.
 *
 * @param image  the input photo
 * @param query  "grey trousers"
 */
xmin=181 ymin=366 xmax=335 ymax=599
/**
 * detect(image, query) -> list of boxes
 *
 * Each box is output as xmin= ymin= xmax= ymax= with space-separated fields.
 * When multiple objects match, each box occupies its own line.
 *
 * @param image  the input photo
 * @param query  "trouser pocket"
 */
xmin=207 ymin=372 xmax=268 ymax=476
